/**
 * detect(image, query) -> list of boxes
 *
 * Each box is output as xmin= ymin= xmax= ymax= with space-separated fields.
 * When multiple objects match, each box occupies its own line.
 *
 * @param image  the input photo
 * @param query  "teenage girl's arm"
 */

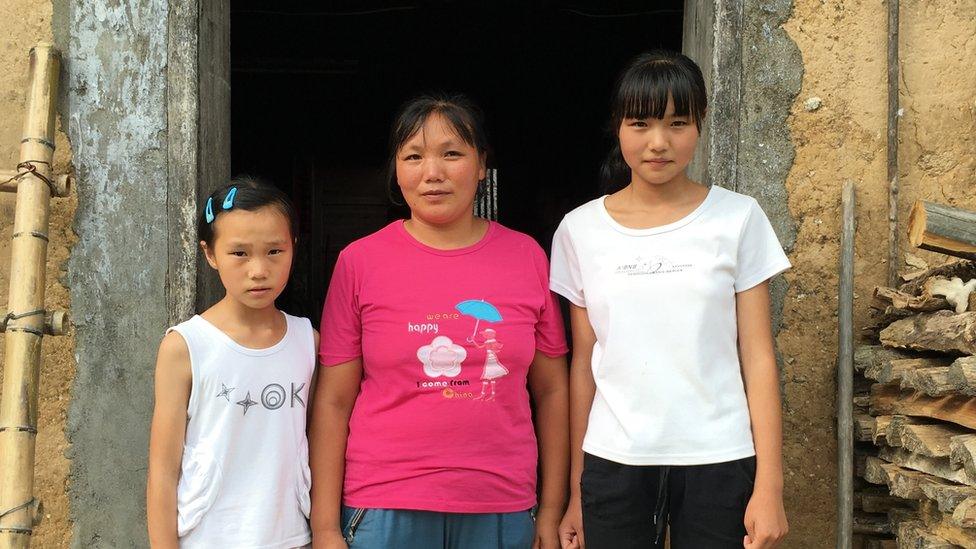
xmin=737 ymin=281 xmax=789 ymax=548
xmin=309 ymin=358 xmax=362 ymax=549
xmin=528 ymin=350 xmax=570 ymax=549
xmin=558 ymin=303 xmax=597 ymax=549
xmin=146 ymin=332 xmax=192 ymax=549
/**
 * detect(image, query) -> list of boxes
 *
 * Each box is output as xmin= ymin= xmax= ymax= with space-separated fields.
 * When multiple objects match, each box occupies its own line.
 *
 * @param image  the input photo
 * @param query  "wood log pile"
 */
xmin=856 ymin=248 xmax=976 ymax=547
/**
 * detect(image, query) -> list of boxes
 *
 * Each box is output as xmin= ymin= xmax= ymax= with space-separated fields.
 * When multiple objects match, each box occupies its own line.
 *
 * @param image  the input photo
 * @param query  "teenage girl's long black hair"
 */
xmin=600 ymin=50 xmax=708 ymax=193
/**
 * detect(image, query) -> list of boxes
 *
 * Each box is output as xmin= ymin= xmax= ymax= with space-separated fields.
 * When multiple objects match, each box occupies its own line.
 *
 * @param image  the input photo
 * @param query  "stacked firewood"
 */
xmin=854 ymin=201 xmax=976 ymax=548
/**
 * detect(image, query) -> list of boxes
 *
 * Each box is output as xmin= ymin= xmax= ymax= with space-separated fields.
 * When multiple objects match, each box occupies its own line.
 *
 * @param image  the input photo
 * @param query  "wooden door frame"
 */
xmin=168 ymin=0 xmax=230 ymax=318
xmin=683 ymin=0 xmax=743 ymax=189
xmin=168 ymin=0 xmax=740 ymax=312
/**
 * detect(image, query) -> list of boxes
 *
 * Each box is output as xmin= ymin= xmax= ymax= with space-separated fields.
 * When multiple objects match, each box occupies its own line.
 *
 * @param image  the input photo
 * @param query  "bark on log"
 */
xmin=952 ymin=497 xmax=976 ymax=530
xmin=889 ymin=421 xmax=970 ymax=458
xmin=881 ymin=311 xmax=976 ymax=355
xmin=896 ymin=521 xmax=957 ymax=549
xmin=909 ymin=200 xmax=976 ymax=261
xmin=858 ymin=345 xmax=918 ymax=372
xmin=858 ymin=413 xmax=879 ymax=442
xmin=949 ymin=357 xmax=976 ymax=397
xmin=949 ymin=435 xmax=976 ymax=484
xmin=918 ymin=500 xmax=976 ymax=548
xmin=868 ymin=358 xmax=951 ymax=384
xmin=876 ymin=415 xmax=895 ymax=445
xmin=902 ymin=367 xmax=956 ymax=398
xmin=921 ymin=481 xmax=976 ymax=513
xmin=879 ymin=446 xmax=969 ymax=484
xmin=901 ymin=260 xmax=976 ymax=296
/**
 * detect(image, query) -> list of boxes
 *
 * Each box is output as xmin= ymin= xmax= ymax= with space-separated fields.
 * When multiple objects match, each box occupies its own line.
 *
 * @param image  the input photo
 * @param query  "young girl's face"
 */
xmin=202 ymin=206 xmax=294 ymax=310
xmin=395 ymin=113 xmax=486 ymax=227
xmin=618 ymin=96 xmax=699 ymax=187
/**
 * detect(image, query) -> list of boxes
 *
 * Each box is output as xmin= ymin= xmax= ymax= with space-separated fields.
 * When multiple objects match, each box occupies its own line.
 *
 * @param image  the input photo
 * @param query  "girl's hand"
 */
xmin=558 ymin=497 xmax=584 ymax=549
xmin=742 ymin=487 xmax=788 ymax=548
xmin=533 ymin=506 xmax=562 ymax=549
xmin=312 ymin=529 xmax=348 ymax=549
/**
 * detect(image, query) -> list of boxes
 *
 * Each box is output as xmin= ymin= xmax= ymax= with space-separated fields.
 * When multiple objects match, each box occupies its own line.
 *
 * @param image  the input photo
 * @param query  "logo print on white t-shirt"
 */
xmin=417 ymin=335 xmax=467 ymax=378
xmin=615 ymin=255 xmax=692 ymax=276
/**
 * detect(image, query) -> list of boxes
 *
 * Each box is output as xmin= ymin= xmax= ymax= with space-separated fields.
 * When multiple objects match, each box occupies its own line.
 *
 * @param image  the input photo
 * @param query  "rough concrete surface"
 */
xmin=57 ymin=1 xmax=170 ymax=547
xmin=0 ymin=1 xmax=76 ymax=547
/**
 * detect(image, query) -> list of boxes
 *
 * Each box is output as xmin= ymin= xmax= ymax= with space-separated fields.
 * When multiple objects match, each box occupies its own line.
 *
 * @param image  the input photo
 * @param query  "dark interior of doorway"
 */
xmin=231 ymin=1 xmax=684 ymax=324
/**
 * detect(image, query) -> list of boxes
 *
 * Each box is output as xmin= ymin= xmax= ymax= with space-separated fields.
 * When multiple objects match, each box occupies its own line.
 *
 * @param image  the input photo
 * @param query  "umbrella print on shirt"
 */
xmin=417 ymin=336 xmax=467 ymax=378
xmin=455 ymin=299 xmax=503 ymax=343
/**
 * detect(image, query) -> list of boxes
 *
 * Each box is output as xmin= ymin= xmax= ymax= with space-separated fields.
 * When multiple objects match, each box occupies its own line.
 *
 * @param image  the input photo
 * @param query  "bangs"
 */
xmin=612 ymin=57 xmax=707 ymax=129
xmin=394 ymin=103 xmax=480 ymax=152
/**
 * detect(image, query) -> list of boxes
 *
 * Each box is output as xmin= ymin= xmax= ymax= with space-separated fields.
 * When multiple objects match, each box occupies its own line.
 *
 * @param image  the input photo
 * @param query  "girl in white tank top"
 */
xmin=147 ymin=178 xmax=317 ymax=549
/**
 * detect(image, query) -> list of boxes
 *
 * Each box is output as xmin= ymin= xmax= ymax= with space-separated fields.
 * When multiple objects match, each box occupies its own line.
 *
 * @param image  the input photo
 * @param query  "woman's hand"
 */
xmin=533 ymin=506 xmax=563 ymax=549
xmin=312 ymin=529 xmax=348 ymax=549
xmin=742 ymin=486 xmax=788 ymax=548
xmin=558 ymin=495 xmax=584 ymax=549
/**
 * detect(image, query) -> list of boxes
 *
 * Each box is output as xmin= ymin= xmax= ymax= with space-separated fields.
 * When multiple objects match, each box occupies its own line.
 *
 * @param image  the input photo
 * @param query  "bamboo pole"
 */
xmin=0 ymin=43 xmax=61 ymax=548
xmin=0 ymin=171 xmax=71 ymax=198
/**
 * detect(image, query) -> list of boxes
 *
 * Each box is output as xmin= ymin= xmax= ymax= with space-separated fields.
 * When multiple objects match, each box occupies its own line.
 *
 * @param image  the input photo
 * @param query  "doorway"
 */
xmin=230 ymin=2 xmax=685 ymax=322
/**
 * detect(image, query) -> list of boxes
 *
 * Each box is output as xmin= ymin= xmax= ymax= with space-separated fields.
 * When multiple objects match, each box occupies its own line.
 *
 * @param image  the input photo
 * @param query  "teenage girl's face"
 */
xmin=395 ymin=113 xmax=486 ymax=227
xmin=202 ymin=206 xmax=294 ymax=311
xmin=618 ymin=96 xmax=699 ymax=187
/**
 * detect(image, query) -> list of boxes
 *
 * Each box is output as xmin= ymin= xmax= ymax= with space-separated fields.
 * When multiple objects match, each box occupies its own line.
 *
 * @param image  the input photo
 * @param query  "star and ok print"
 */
xmin=215 ymin=381 xmax=307 ymax=416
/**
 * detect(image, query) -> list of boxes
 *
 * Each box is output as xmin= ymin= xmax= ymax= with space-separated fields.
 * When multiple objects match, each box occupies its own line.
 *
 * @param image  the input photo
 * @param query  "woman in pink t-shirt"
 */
xmin=309 ymin=94 xmax=570 ymax=549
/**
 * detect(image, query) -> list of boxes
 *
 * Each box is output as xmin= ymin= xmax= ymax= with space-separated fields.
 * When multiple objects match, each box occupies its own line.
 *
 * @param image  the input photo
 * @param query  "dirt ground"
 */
xmin=782 ymin=0 xmax=976 ymax=545
xmin=0 ymin=1 xmax=76 ymax=547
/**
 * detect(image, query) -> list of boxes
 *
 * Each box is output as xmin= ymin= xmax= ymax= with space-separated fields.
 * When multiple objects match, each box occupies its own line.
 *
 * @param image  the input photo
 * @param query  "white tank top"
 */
xmin=168 ymin=313 xmax=314 ymax=549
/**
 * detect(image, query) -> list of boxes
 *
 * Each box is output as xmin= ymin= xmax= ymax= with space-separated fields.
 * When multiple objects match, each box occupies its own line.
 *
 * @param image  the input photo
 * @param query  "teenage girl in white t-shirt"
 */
xmin=550 ymin=51 xmax=791 ymax=549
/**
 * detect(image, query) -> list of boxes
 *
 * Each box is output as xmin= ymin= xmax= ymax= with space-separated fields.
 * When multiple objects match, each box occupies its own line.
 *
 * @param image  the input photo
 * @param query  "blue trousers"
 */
xmin=340 ymin=505 xmax=536 ymax=549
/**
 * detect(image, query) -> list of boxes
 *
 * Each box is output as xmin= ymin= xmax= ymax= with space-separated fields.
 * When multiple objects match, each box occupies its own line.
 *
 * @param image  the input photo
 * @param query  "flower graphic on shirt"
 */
xmin=417 ymin=336 xmax=467 ymax=378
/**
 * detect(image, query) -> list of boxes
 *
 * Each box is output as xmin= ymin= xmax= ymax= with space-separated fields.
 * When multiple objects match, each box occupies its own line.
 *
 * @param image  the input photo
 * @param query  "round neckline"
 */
xmin=598 ymin=184 xmax=722 ymax=236
xmin=394 ymin=219 xmax=497 ymax=256
xmin=194 ymin=312 xmax=290 ymax=357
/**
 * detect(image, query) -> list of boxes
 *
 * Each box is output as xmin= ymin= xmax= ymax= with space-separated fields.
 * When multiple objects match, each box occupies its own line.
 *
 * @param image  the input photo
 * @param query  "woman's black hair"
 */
xmin=386 ymin=93 xmax=491 ymax=205
xmin=198 ymin=175 xmax=300 ymax=247
xmin=601 ymin=50 xmax=708 ymax=193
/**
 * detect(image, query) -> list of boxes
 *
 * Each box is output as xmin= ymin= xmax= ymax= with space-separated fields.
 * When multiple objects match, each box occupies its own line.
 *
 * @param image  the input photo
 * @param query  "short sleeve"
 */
xmin=734 ymin=199 xmax=792 ymax=292
xmin=549 ymin=217 xmax=586 ymax=307
xmin=528 ymin=244 xmax=569 ymax=357
xmin=319 ymin=250 xmax=363 ymax=366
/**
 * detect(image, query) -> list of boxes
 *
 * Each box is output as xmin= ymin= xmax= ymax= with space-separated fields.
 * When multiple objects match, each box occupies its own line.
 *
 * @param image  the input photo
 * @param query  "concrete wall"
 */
xmin=54 ymin=1 xmax=170 ymax=546
xmin=0 ymin=1 xmax=75 ymax=547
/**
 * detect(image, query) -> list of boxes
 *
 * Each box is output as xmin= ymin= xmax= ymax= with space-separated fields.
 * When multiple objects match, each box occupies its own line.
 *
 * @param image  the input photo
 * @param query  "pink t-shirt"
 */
xmin=320 ymin=220 xmax=568 ymax=513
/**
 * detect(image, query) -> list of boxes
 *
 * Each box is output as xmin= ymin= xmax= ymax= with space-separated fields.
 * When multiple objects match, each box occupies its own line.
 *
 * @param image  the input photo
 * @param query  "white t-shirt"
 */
xmin=550 ymin=185 xmax=791 ymax=465
xmin=168 ymin=313 xmax=315 ymax=549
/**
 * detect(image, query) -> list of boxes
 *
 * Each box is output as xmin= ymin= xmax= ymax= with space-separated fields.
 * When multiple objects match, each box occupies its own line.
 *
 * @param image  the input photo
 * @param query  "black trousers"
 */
xmin=581 ymin=453 xmax=756 ymax=549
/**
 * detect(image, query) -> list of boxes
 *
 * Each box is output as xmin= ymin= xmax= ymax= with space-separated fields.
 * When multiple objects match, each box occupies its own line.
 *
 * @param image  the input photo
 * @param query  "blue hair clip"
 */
xmin=222 ymin=187 xmax=238 ymax=210
xmin=205 ymin=197 xmax=215 ymax=223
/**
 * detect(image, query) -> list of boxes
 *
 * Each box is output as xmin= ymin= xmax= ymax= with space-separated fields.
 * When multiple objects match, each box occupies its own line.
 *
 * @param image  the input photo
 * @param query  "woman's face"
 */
xmin=395 ymin=113 xmax=486 ymax=227
xmin=617 ymin=96 xmax=700 ymax=187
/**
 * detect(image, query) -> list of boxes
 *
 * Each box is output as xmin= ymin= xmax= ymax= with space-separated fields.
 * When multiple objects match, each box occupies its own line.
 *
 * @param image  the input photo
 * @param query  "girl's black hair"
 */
xmin=601 ymin=50 xmax=708 ymax=193
xmin=386 ymin=93 xmax=491 ymax=205
xmin=198 ymin=175 xmax=300 ymax=247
